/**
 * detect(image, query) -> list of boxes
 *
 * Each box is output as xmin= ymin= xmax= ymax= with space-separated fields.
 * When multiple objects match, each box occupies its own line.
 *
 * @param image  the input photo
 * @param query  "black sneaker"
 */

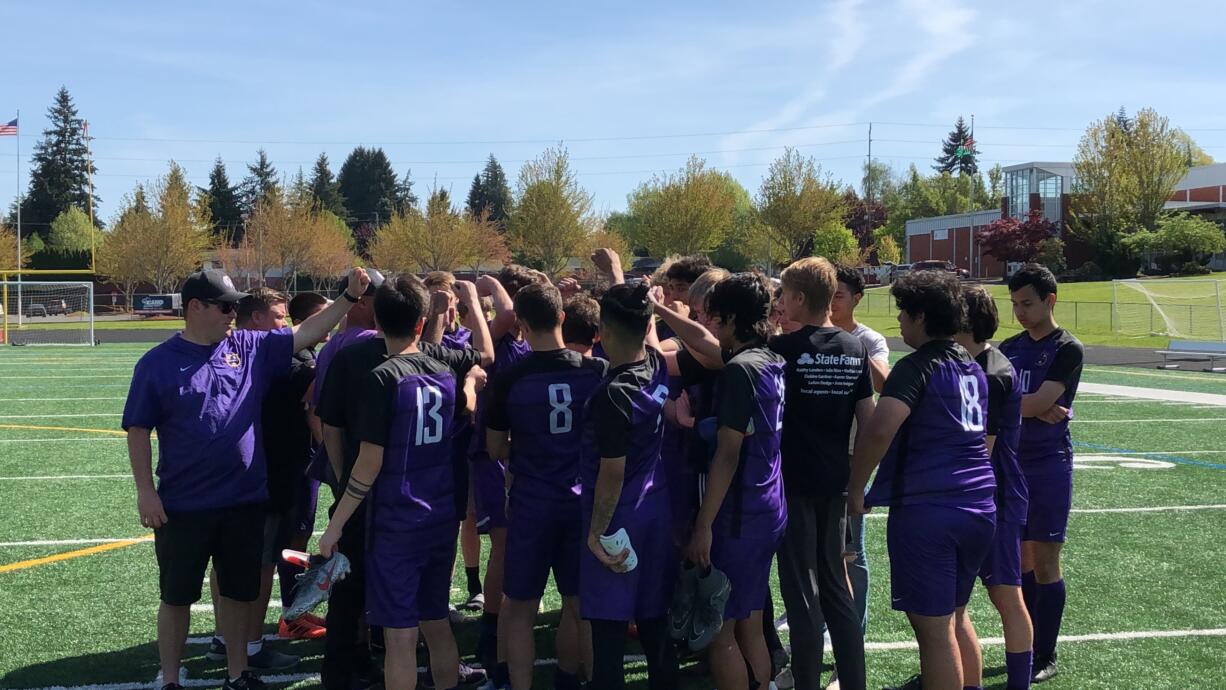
xmin=247 ymin=646 xmax=299 ymax=671
xmin=884 ymin=673 xmax=923 ymax=690
xmin=206 ymin=637 xmax=226 ymax=661
xmin=222 ymin=671 xmax=267 ymax=690
xmin=1032 ymin=655 xmax=1059 ymax=683
xmin=161 ymin=685 xmax=184 ymax=690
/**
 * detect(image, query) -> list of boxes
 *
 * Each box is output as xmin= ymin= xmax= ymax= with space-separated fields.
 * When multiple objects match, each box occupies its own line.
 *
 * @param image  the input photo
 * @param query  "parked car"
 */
xmin=889 ymin=263 xmax=912 ymax=282
xmin=911 ymin=259 xmax=970 ymax=279
xmin=23 ymin=303 xmax=47 ymax=318
xmin=22 ymin=300 xmax=69 ymax=318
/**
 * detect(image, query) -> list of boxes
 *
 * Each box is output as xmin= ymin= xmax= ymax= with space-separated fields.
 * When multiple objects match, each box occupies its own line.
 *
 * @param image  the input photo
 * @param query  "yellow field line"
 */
xmin=0 ymin=535 xmax=152 ymax=573
xmin=0 ymin=422 xmax=128 ymax=436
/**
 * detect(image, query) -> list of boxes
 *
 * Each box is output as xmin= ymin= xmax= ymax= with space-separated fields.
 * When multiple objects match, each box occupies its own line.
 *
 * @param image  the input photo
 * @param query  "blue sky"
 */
xmin=2 ymin=0 xmax=1224 ymax=223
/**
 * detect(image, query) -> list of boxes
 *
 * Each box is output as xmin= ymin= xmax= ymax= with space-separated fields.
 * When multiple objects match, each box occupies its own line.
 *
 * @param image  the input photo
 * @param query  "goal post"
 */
xmin=1112 ymin=278 xmax=1226 ymax=341
xmin=1 ymin=280 xmax=96 ymax=346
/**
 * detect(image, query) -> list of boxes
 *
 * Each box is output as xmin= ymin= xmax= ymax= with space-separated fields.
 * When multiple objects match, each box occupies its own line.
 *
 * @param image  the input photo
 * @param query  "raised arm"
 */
xmin=476 ymin=275 xmax=516 ymax=343
xmin=456 ymin=280 xmax=495 ymax=367
xmin=649 ymin=286 xmax=722 ymax=369
xmin=591 ymin=248 xmax=625 ymax=287
xmin=423 ymin=291 xmax=451 ymax=346
xmin=293 ymin=268 xmax=370 ymax=351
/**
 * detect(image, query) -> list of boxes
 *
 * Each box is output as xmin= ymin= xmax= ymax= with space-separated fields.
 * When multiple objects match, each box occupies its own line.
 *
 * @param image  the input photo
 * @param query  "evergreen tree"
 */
xmin=395 ymin=170 xmax=418 ymax=214
xmin=466 ymin=154 xmax=512 ymax=229
xmin=239 ymin=149 xmax=279 ymax=214
xmin=19 ymin=86 xmax=100 ymax=246
xmin=933 ymin=116 xmax=978 ymax=176
xmin=338 ymin=146 xmax=400 ymax=227
xmin=307 ymin=153 xmax=347 ymax=218
xmin=201 ymin=157 xmax=244 ymax=243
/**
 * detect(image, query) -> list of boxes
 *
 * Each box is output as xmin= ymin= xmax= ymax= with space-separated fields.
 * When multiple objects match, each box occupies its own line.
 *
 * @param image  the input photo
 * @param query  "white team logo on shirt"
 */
xmin=224 ymin=352 xmax=241 ymax=368
xmin=797 ymin=353 xmax=815 ymax=365
xmin=222 ymin=275 xmax=237 ymax=291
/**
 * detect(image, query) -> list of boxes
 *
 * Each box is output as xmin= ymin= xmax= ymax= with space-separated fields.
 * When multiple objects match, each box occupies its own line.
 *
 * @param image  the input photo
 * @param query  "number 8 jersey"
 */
xmin=865 ymin=340 xmax=996 ymax=512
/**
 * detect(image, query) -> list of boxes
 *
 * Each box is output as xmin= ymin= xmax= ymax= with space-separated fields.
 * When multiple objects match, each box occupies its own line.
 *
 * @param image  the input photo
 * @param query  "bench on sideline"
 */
xmin=1155 ymin=340 xmax=1226 ymax=372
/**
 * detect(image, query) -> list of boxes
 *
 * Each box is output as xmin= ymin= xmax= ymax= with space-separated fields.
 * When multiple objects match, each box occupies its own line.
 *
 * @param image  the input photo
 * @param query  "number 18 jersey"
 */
xmin=486 ymin=349 xmax=608 ymax=502
xmin=865 ymin=340 xmax=995 ymax=512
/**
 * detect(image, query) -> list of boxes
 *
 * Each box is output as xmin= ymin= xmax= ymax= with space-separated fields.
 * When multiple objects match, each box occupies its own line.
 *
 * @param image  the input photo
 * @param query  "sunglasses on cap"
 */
xmin=202 ymin=299 xmax=237 ymax=314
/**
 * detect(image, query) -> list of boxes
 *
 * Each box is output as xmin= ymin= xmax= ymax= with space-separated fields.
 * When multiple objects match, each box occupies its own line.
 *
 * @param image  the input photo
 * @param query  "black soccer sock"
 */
xmin=478 ymin=612 xmax=499 ymax=670
xmin=466 ymin=565 xmax=482 ymax=595
xmin=554 ymin=668 xmax=582 ymax=690
xmin=494 ymin=661 xmax=511 ymax=687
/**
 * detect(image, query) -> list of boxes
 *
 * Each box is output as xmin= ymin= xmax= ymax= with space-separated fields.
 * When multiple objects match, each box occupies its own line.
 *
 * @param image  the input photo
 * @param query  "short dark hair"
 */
xmin=563 ymin=296 xmax=601 ymax=346
xmin=890 ymin=271 xmax=965 ymax=338
xmin=835 ymin=264 xmax=865 ymax=295
xmin=513 ymin=282 xmax=564 ymax=332
xmin=1008 ymin=263 xmax=1058 ymax=300
xmin=665 ymin=256 xmax=713 ymax=285
xmin=498 ymin=264 xmax=539 ymax=298
xmin=599 ymin=281 xmax=654 ymax=337
xmin=236 ymin=287 xmax=287 ymax=326
xmin=374 ymin=275 xmax=430 ymax=339
xmin=288 ymin=292 xmax=328 ymax=324
xmin=707 ymin=272 xmax=775 ymax=344
xmin=962 ymin=285 xmax=999 ymax=343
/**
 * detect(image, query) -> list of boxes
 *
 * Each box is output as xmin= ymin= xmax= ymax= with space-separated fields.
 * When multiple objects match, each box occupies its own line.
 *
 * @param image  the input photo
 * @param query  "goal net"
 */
xmin=1113 ymin=279 xmax=1226 ymax=341
xmin=1 ymin=281 xmax=96 ymax=346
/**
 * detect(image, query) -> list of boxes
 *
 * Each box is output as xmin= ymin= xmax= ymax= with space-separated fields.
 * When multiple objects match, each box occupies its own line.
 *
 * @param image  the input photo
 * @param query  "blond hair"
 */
xmin=780 ymin=257 xmax=837 ymax=314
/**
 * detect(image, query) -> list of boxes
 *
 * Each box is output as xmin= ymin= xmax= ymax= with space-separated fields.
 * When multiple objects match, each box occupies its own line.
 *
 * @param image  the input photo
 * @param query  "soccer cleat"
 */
xmin=278 ymin=616 xmax=326 ymax=640
xmin=463 ymin=591 xmax=486 ymax=612
xmin=205 ymin=636 xmax=226 ymax=661
xmin=772 ymin=647 xmax=791 ymax=676
xmin=283 ymin=550 xmax=351 ymax=621
xmin=247 ymin=646 xmax=299 ymax=671
xmin=669 ymin=563 xmax=700 ymax=641
xmin=883 ymin=674 xmax=923 ymax=690
xmin=222 ymin=671 xmax=268 ymax=690
xmin=1032 ymin=656 xmax=1059 ymax=683
xmin=774 ymin=667 xmax=795 ymax=690
xmin=300 ymin=612 xmax=327 ymax=627
xmin=458 ymin=662 xmax=489 ymax=685
xmin=687 ymin=567 xmax=731 ymax=652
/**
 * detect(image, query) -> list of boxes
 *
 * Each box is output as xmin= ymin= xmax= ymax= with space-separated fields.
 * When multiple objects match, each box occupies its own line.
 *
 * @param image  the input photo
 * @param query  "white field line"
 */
xmin=0 ymin=413 xmax=121 ymax=419
xmin=2 ymin=474 xmax=129 ymax=480
xmin=0 ymin=375 xmax=131 ymax=379
xmin=0 ymin=384 xmax=131 ymax=389
xmin=1080 ymin=382 xmax=1226 ymax=406
xmin=1085 ymin=365 xmax=1226 ymax=383
xmin=191 ymin=601 xmax=281 ymax=612
xmin=16 ymin=629 xmax=1226 ymax=690
xmin=0 ymin=397 xmax=127 ymax=402
xmin=0 ymin=438 xmax=127 ymax=443
xmin=0 ymin=537 xmax=151 ymax=547
xmin=1091 ymin=449 xmax=1226 ymax=454
xmin=1073 ymin=418 xmax=1226 ymax=423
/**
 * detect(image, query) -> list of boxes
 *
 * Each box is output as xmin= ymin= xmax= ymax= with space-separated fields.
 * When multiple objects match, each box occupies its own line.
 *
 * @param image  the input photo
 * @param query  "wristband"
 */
xmin=342 ymin=291 xmax=360 ymax=303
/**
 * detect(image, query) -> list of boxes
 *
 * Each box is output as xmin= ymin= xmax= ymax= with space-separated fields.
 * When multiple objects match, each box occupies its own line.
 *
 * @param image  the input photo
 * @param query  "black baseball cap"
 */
xmin=338 ymin=268 xmax=386 ymax=297
xmin=181 ymin=268 xmax=249 ymax=305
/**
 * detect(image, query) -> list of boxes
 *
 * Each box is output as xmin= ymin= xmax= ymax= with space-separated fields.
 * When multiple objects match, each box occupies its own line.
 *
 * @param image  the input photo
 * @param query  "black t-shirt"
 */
xmin=319 ymin=338 xmax=480 ymax=486
xmin=769 ymin=325 xmax=873 ymax=496
xmin=262 ymin=348 xmax=318 ymax=507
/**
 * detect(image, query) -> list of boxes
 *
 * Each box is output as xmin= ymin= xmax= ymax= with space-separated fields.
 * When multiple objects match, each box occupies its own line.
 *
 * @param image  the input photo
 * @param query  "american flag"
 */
xmin=0 ymin=118 xmax=16 ymax=136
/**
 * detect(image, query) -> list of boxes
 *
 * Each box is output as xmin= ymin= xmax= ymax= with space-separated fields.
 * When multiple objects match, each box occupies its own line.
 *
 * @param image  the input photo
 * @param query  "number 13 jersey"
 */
xmin=865 ymin=340 xmax=995 ymax=512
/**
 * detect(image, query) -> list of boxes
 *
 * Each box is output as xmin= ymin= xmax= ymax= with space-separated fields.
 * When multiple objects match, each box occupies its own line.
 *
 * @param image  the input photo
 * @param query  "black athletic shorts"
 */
xmin=154 ymin=502 xmax=267 ymax=606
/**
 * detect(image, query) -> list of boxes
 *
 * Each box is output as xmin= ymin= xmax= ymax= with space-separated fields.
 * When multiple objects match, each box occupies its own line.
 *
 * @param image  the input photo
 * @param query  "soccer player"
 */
xmin=318 ymin=276 xmax=487 ymax=690
xmin=124 ymin=267 xmax=370 ymax=690
xmin=666 ymin=273 xmax=788 ymax=690
xmin=562 ymin=295 xmax=601 ymax=356
xmin=848 ymin=271 xmax=996 ymax=690
xmin=998 ymin=264 xmax=1084 ymax=683
xmin=582 ymin=282 xmax=678 ymax=690
xmin=771 ymin=258 xmax=874 ymax=690
xmin=658 ymin=256 xmax=713 ymax=337
xmin=486 ymin=283 xmax=608 ymax=690
xmin=470 ymin=266 xmax=536 ymax=672
xmin=954 ymin=285 xmax=1032 ymax=690
xmin=831 ymin=264 xmax=890 ymax=654
xmin=423 ymin=271 xmax=483 ymax=612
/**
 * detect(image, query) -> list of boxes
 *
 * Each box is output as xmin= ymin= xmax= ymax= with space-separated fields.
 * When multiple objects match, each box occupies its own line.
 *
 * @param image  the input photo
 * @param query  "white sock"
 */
xmin=246 ymin=639 xmax=263 ymax=656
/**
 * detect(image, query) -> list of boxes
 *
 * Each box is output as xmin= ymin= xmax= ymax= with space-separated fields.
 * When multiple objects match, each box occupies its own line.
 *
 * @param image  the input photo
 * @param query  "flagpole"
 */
xmin=15 ymin=109 xmax=21 ymax=328
xmin=84 ymin=119 xmax=95 ymax=272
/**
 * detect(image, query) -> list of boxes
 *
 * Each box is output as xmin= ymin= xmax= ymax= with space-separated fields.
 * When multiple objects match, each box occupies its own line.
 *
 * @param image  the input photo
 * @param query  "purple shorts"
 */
xmin=711 ymin=529 xmax=783 ymax=621
xmin=886 ymin=504 xmax=995 ymax=617
xmin=978 ymin=520 xmax=1023 ymax=587
xmin=366 ymin=526 xmax=459 ymax=629
xmin=470 ymin=453 xmax=508 ymax=532
xmin=580 ymin=493 xmax=676 ymax=622
xmin=1022 ymin=472 xmax=1071 ymax=543
xmin=504 ymin=490 xmax=581 ymax=600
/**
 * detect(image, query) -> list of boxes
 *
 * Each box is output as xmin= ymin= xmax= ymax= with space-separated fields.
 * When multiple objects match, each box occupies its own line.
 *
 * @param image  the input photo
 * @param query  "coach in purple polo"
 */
xmin=123 ymin=266 xmax=371 ymax=690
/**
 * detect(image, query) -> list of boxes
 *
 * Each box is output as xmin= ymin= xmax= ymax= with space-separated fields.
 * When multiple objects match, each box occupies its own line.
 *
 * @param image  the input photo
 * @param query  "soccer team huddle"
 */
xmin=123 ymin=249 xmax=1084 ymax=690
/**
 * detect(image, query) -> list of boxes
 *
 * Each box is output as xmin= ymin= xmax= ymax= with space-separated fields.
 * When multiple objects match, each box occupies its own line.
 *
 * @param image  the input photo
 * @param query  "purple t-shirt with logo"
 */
xmin=122 ymin=328 xmax=294 ymax=512
xmin=311 ymin=327 xmax=378 ymax=408
xmin=713 ymin=346 xmax=787 ymax=538
xmin=977 ymin=347 xmax=1028 ymax=525
xmin=581 ymin=348 xmax=672 ymax=516
xmin=865 ymin=340 xmax=995 ymax=512
xmin=999 ymin=328 xmax=1084 ymax=476
xmin=352 ymin=350 xmax=481 ymax=542
xmin=487 ymin=349 xmax=608 ymax=502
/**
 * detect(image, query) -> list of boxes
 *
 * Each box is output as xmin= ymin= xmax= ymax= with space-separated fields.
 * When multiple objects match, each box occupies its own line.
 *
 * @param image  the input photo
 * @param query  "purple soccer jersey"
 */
xmin=469 ymin=330 xmax=532 ymax=456
xmin=865 ymin=340 xmax=995 ymax=512
xmin=712 ymin=346 xmax=787 ymax=538
xmin=441 ymin=325 xmax=472 ymax=350
xmin=352 ymin=353 xmax=470 ymax=537
xmin=311 ymin=327 xmax=378 ymax=408
xmin=998 ymin=328 xmax=1084 ymax=476
xmin=579 ymin=348 xmax=675 ymax=621
xmin=122 ymin=328 xmax=294 ymax=512
xmin=976 ymin=347 xmax=1028 ymax=526
xmin=487 ymin=349 xmax=608 ymax=502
